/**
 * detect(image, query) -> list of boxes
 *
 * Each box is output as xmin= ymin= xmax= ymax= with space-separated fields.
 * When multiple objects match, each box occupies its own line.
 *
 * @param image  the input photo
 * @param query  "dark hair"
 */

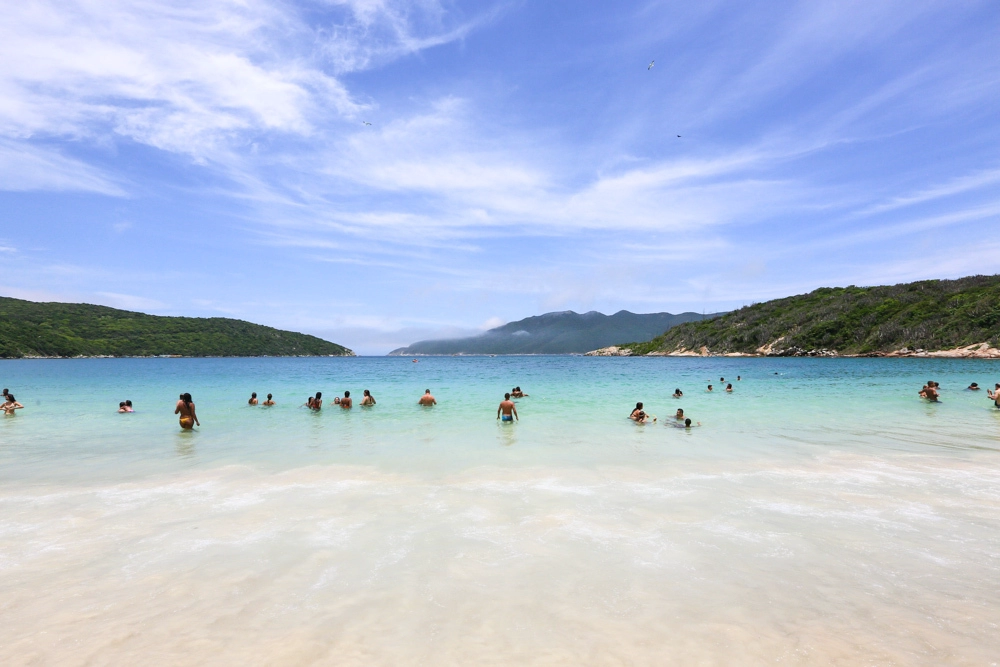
xmin=344 ymin=391 xmax=350 ymax=398
xmin=251 ymin=392 xmax=257 ymax=398
xmin=727 ymin=384 xmax=732 ymax=389
xmin=5 ymin=394 xmax=14 ymax=402
xmin=675 ymin=388 xmax=680 ymax=393
xmin=505 ymin=393 xmax=511 ymax=399
xmin=720 ymin=377 xmax=724 ymax=381
xmin=182 ymin=393 xmax=192 ymax=408
xmin=685 ymin=418 xmax=692 ymax=426
xmin=677 ymin=408 xmax=684 ymax=414
xmin=363 ymin=390 xmax=370 ymax=396
xmin=635 ymin=402 xmax=643 ymax=409
xmin=120 ymin=402 xmax=126 ymax=407
xmin=425 ymin=389 xmax=430 ymax=393
xmin=315 ymin=392 xmax=322 ymax=399
xmin=126 ymin=400 xmax=132 ymax=406
xmin=2 ymin=388 xmax=7 ymax=394
xmin=267 ymin=394 xmax=272 ymax=399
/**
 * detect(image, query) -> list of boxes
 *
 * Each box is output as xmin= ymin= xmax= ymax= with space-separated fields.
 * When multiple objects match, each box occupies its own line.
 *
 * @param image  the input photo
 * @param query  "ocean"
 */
xmin=2 ymin=356 xmax=999 ymax=664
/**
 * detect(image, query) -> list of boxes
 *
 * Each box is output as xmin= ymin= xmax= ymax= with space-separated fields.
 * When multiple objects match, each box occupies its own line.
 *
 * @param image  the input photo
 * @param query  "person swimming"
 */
xmin=919 ymin=384 xmax=939 ymax=401
xmin=720 ymin=377 xmax=725 ymax=382
xmin=3 ymin=394 xmax=24 ymax=415
xmin=118 ymin=401 xmax=127 ymax=413
xmin=262 ymin=393 xmax=275 ymax=406
xmin=418 ymin=389 xmax=437 ymax=406
xmin=361 ymin=390 xmax=375 ymax=406
xmin=673 ymin=388 xmax=683 ymax=398
xmin=511 ymin=386 xmax=528 ymax=398
xmin=725 ymin=383 xmax=733 ymax=392
xmin=737 ymin=375 xmax=741 ymax=381
xmin=340 ymin=391 xmax=352 ymax=409
xmin=498 ymin=393 xmax=518 ymax=422
xmin=312 ymin=392 xmax=323 ymax=410
xmin=675 ymin=408 xmax=684 ymax=421
xmin=968 ymin=383 xmax=980 ymax=391
xmin=175 ymin=393 xmax=199 ymax=429
xmin=125 ymin=400 xmax=133 ymax=412
xmin=707 ymin=384 xmax=713 ymax=392
xmin=248 ymin=392 xmax=258 ymax=406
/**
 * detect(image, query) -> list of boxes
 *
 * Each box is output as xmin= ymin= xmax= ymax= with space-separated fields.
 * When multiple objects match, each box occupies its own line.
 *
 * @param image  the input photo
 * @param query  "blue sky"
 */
xmin=1 ymin=0 xmax=999 ymax=354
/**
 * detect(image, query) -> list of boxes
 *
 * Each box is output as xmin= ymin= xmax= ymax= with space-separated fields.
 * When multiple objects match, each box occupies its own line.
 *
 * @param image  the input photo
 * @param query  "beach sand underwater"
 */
xmin=2 ymin=356 xmax=1000 ymax=665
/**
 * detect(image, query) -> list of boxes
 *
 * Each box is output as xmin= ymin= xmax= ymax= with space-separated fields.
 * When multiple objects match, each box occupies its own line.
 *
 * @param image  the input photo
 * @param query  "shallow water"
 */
xmin=2 ymin=357 xmax=1000 ymax=664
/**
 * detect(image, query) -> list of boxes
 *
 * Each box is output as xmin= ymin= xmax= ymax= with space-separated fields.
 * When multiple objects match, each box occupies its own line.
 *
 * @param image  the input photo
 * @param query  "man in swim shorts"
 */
xmin=418 ymin=389 xmax=437 ymax=406
xmin=498 ymin=393 xmax=518 ymax=422
xmin=175 ymin=393 xmax=200 ymax=429
xmin=340 ymin=391 xmax=352 ymax=408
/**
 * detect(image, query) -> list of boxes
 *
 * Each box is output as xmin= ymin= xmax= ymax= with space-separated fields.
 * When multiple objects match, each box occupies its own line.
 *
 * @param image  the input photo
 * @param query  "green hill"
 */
xmin=0 ymin=297 xmax=353 ymax=358
xmin=622 ymin=275 xmax=1000 ymax=356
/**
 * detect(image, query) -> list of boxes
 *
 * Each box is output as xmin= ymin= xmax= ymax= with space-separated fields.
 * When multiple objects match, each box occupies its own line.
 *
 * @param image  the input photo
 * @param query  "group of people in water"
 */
xmin=631 ymin=376 xmax=742 ymax=427
xmin=299 ymin=389 xmax=380 ymax=410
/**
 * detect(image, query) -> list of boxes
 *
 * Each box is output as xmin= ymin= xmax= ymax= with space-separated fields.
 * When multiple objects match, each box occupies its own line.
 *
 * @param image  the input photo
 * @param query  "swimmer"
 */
xmin=333 ymin=397 xmax=340 ymax=404
xmin=720 ymin=377 xmax=725 ymax=382
xmin=312 ymin=392 xmax=323 ymax=410
xmin=675 ymin=418 xmax=701 ymax=428
xmin=175 ymin=393 xmax=199 ymax=429
xmin=511 ymin=386 xmax=528 ymax=398
xmin=672 ymin=388 xmax=683 ymax=398
xmin=418 ymin=389 xmax=437 ymax=406
xmin=3 ymin=394 xmax=24 ymax=415
xmin=737 ymin=375 xmax=741 ymax=381
xmin=262 ymin=393 xmax=275 ymax=406
xmin=919 ymin=384 xmax=939 ymax=402
xmin=361 ymin=390 xmax=375 ymax=406
xmin=630 ymin=402 xmax=645 ymax=421
xmin=340 ymin=391 xmax=352 ymax=409
xmin=675 ymin=408 xmax=684 ymax=421
xmin=707 ymin=384 xmax=713 ymax=392
xmin=125 ymin=400 xmax=133 ymax=412
xmin=497 ymin=393 xmax=518 ymax=422
xmin=118 ymin=401 xmax=127 ymax=413
xmin=988 ymin=384 xmax=1000 ymax=409
xmin=304 ymin=396 xmax=314 ymax=408
xmin=248 ymin=392 xmax=258 ymax=406
xmin=725 ymin=383 xmax=733 ymax=393
xmin=968 ymin=382 xmax=980 ymax=391
xmin=1 ymin=388 xmax=7 ymax=398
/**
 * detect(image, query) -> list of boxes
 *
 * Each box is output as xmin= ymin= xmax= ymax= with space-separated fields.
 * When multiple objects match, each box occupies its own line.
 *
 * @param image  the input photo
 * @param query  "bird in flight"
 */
xmin=647 ymin=60 xmax=655 ymax=70
xmin=363 ymin=121 xmax=372 ymax=126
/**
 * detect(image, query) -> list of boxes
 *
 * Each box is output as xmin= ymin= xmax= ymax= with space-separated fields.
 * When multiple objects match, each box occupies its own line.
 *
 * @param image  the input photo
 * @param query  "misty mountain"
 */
xmin=388 ymin=310 xmax=720 ymax=355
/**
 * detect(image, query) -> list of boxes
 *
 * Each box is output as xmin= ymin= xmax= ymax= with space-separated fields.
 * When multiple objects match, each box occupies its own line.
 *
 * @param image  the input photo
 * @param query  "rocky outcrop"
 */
xmin=584 ymin=346 xmax=634 ymax=356
xmin=881 ymin=343 xmax=1000 ymax=358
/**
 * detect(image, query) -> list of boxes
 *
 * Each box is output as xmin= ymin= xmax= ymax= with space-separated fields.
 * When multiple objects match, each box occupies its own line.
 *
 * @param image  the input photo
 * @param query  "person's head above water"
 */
xmin=119 ymin=402 xmax=125 ymax=408
xmin=727 ymin=383 xmax=732 ymax=389
xmin=425 ymin=389 xmax=431 ymax=394
xmin=267 ymin=393 xmax=272 ymax=399
xmin=125 ymin=400 xmax=132 ymax=407
xmin=707 ymin=385 xmax=713 ymax=390
xmin=635 ymin=402 xmax=643 ymax=410
xmin=684 ymin=418 xmax=692 ymax=427
xmin=363 ymin=390 xmax=370 ymax=396
xmin=344 ymin=391 xmax=350 ymax=398
xmin=315 ymin=392 xmax=322 ymax=399
xmin=676 ymin=408 xmax=684 ymax=417
xmin=505 ymin=393 xmax=511 ymax=400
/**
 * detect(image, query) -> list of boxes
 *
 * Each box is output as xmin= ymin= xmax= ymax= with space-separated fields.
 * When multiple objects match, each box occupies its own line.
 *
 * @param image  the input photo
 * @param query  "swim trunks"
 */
xmin=501 ymin=415 xmax=513 ymax=422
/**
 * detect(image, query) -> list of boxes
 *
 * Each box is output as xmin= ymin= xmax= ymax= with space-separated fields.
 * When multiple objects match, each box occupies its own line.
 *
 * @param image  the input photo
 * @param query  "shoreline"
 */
xmin=586 ymin=342 xmax=1000 ymax=359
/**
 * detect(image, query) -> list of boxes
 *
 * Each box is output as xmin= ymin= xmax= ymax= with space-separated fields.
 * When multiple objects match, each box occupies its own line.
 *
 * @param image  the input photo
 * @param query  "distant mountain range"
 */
xmin=388 ymin=310 xmax=721 ymax=355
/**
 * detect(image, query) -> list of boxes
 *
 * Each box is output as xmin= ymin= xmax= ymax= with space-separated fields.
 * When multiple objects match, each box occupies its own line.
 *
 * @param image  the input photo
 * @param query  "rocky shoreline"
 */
xmin=586 ymin=342 xmax=1000 ymax=359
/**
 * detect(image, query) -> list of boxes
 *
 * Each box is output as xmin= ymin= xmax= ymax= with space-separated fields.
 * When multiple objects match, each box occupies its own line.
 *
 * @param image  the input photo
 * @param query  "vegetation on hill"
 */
xmin=390 ymin=310 xmax=720 ymax=355
xmin=623 ymin=275 xmax=1000 ymax=356
xmin=0 ymin=297 xmax=353 ymax=358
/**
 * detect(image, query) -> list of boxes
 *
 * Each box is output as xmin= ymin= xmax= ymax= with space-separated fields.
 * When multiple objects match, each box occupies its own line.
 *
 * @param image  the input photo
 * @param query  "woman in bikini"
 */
xmin=175 ymin=393 xmax=200 ymax=429
xmin=361 ymin=389 xmax=376 ymax=406
xmin=3 ymin=394 xmax=24 ymax=415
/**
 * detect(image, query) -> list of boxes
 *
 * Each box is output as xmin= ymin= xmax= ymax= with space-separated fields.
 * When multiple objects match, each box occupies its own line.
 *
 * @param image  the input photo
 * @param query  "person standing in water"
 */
xmin=248 ymin=392 xmax=258 ymax=406
xmin=262 ymin=393 xmax=275 ymax=406
xmin=340 ymin=391 xmax=353 ymax=409
xmin=3 ymin=394 xmax=24 ymax=415
xmin=125 ymin=400 xmax=133 ymax=412
xmin=673 ymin=388 xmax=683 ymax=398
xmin=707 ymin=384 xmax=714 ymax=392
xmin=498 ymin=393 xmax=518 ymax=422
xmin=675 ymin=408 xmax=685 ymax=421
xmin=312 ymin=392 xmax=323 ymax=410
xmin=418 ymin=389 xmax=437 ymax=406
xmin=725 ymin=383 xmax=733 ymax=393
xmin=175 ymin=393 xmax=199 ymax=429
xmin=361 ymin=390 xmax=376 ymax=406
xmin=988 ymin=384 xmax=1000 ymax=409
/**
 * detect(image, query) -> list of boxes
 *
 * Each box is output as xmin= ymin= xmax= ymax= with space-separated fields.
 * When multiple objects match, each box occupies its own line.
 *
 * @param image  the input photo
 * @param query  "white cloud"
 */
xmin=0 ymin=140 xmax=124 ymax=194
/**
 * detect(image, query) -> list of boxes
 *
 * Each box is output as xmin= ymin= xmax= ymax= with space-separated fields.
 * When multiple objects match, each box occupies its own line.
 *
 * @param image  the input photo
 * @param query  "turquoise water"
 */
xmin=2 ymin=357 xmax=1000 ymax=664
